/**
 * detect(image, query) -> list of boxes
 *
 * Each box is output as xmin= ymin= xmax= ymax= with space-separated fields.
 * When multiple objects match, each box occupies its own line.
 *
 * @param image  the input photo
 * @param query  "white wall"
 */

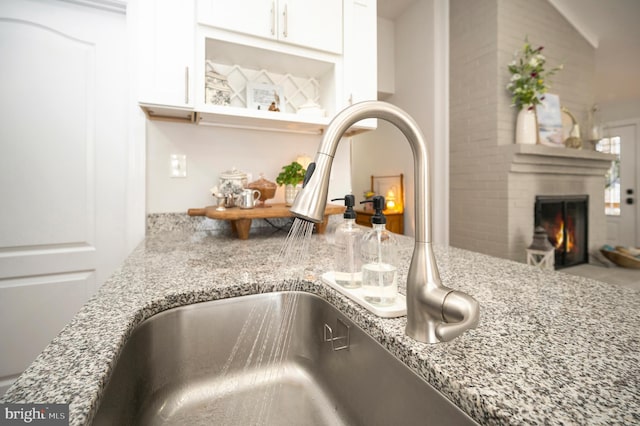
xmin=377 ymin=17 xmax=395 ymax=98
xmin=352 ymin=0 xmax=449 ymax=242
xmin=599 ymin=99 xmax=640 ymax=124
xmin=350 ymin=16 xmax=397 ymax=204
xmin=146 ymin=121 xmax=352 ymax=213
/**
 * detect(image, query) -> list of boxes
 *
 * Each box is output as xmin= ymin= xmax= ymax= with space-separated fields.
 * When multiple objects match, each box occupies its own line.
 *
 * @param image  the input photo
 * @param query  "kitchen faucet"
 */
xmin=290 ymin=101 xmax=480 ymax=343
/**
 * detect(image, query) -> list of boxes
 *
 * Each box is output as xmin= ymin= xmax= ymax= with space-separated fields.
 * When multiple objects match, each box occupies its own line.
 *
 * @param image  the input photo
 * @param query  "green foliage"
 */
xmin=275 ymin=161 xmax=306 ymax=186
xmin=507 ymin=37 xmax=562 ymax=109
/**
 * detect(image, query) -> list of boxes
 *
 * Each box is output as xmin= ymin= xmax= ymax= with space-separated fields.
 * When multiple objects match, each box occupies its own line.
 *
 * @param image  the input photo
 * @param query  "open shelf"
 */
xmin=187 ymin=31 xmax=344 ymax=134
xmin=140 ymin=103 xmax=196 ymax=123
xmin=196 ymin=104 xmax=330 ymax=134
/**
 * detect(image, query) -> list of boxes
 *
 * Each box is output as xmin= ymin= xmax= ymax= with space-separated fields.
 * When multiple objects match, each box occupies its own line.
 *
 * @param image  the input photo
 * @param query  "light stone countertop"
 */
xmin=2 ymin=217 xmax=639 ymax=425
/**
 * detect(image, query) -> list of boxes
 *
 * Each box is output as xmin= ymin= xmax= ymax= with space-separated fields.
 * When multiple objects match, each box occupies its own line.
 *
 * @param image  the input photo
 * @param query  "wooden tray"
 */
xmin=188 ymin=203 xmax=344 ymax=240
xmin=600 ymin=248 xmax=640 ymax=269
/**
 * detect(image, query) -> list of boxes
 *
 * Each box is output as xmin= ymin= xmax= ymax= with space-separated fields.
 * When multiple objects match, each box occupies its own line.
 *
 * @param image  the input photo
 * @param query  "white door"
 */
xmin=602 ymin=121 xmax=639 ymax=247
xmin=0 ymin=0 xmax=140 ymax=395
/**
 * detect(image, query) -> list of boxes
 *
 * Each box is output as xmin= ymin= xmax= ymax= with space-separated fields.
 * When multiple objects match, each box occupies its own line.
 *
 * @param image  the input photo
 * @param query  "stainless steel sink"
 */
xmin=93 ymin=292 xmax=477 ymax=425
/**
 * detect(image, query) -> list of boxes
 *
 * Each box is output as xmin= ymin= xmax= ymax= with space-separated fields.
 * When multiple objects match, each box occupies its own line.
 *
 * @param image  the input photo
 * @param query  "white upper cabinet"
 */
xmin=343 ymin=0 xmax=376 ymax=128
xmin=197 ymin=0 xmax=343 ymax=54
xmin=136 ymin=0 xmax=195 ymax=113
xmin=135 ymin=0 xmax=375 ymax=132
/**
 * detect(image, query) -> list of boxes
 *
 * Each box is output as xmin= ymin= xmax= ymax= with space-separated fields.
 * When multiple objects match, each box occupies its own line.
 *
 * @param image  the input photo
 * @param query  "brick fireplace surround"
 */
xmin=451 ymin=144 xmax=615 ymax=264
xmin=508 ymin=145 xmax=614 ymax=262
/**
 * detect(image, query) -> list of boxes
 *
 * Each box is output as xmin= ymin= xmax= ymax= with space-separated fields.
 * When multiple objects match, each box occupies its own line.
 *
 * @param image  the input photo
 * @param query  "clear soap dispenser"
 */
xmin=360 ymin=196 xmax=399 ymax=306
xmin=330 ymin=194 xmax=363 ymax=288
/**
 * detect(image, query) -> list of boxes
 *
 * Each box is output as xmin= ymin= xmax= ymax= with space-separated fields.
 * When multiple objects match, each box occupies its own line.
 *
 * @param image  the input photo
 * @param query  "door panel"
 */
xmin=0 ymin=272 xmax=94 ymax=377
xmin=603 ymin=122 xmax=638 ymax=247
xmin=0 ymin=245 xmax=96 ymax=278
xmin=0 ymin=19 xmax=95 ymax=248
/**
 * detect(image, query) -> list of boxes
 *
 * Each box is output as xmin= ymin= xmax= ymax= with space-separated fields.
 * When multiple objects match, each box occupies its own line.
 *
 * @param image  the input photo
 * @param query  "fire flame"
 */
xmin=552 ymin=212 xmax=575 ymax=253
xmin=554 ymin=220 xmax=563 ymax=249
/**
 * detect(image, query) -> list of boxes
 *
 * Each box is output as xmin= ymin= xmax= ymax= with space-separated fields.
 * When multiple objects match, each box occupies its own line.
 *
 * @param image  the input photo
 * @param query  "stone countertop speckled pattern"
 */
xmin=2 ymin=223 xmax=639 ymax=425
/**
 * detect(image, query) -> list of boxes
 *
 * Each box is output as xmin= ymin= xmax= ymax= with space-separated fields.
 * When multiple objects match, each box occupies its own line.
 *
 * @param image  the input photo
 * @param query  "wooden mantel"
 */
xmin=504 ymin=144 xmax=616 ymax=176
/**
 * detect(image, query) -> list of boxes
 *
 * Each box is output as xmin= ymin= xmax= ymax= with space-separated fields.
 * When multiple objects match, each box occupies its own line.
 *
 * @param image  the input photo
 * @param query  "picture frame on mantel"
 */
xmin=536 ymin=93 xmax=564 ymax=147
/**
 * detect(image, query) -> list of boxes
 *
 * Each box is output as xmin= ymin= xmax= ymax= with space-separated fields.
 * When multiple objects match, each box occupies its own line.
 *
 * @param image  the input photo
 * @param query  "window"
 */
xmin=596 ymin=137 xmax=621 ymax=216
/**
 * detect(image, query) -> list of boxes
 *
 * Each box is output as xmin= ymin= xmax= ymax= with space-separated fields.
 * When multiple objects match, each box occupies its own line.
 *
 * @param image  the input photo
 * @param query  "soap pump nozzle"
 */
xmin=331 ymin=194 xmax=357 ymax=219
xmin=360 ymin=195 xmax=386 ymax=225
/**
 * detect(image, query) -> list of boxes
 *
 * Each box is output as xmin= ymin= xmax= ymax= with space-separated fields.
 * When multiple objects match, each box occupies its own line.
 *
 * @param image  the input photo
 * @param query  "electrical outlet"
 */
xmin=170 ymin=154 xmax=187 ymax=178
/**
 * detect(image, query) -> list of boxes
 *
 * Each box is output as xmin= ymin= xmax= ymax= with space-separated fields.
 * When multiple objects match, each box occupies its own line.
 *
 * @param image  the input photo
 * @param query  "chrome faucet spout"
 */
xmin=291 ymin=101 xmax=479 ymax=343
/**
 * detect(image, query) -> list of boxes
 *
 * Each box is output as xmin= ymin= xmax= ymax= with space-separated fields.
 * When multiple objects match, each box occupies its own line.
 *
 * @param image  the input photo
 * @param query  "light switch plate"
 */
xmin=170 ymin=154 xmax=187 ymax=178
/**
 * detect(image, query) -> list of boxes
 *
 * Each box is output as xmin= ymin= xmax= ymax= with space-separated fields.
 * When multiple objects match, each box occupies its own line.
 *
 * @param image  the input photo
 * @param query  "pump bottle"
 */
xmin=360 ymin=196 xmax=399 ymax=306
xmin=330 ymin=195 xmax=363 ymax=288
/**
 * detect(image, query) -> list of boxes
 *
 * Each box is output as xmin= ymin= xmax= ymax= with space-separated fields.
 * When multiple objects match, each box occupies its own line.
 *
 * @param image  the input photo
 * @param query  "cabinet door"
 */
xmin=138 ymin=0 xmax=194 ymax=107
xmin=343 ymin=0 xmax=377 ymax=125
xmin=280 ymin=0 xmax=343 ymax=54
xmin=197 ymin=0 xmax=275 ymax=40
xmin=198 ymin=0 xmax=342 ymax=54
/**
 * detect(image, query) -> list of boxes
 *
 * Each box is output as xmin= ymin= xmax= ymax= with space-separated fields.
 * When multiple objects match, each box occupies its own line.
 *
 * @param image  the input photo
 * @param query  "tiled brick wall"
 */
xmin=450 ymin=0 xmax=601 ymax=262
xmin=497 ymin=0 xmax=595 ymax=146
xmin=450 ymin=0 xmax=508 ymax=258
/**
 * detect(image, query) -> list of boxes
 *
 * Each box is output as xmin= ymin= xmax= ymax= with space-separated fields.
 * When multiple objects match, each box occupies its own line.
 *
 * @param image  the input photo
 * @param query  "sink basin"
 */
xmin=93 ymin=292 xmax=477 ymax=425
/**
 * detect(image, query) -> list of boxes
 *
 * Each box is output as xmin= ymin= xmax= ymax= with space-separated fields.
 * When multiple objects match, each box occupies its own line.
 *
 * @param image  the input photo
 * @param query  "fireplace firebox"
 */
xmin=534 ymin=195 xmax=588 ymax=269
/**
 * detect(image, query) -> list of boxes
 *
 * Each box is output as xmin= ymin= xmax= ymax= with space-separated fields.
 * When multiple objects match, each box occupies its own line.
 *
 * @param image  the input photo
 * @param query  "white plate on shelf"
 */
xmin=321 ymin=271 xmax=407 ymax=318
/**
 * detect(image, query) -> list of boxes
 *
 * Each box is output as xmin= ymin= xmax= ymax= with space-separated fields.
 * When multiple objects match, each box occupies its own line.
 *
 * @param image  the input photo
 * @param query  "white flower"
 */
xmin=536 ymin=54 xmax=545 ymax=62
xmin=510 ymin=73 xmax=521 ymax=81
xmin=529 ymin=57 xmax=539 ymax=67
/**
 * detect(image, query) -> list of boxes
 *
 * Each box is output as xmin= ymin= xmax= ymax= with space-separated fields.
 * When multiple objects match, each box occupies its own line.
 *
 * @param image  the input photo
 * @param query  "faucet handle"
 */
xmin=435 ymin=291 xmax=480 ymax=342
